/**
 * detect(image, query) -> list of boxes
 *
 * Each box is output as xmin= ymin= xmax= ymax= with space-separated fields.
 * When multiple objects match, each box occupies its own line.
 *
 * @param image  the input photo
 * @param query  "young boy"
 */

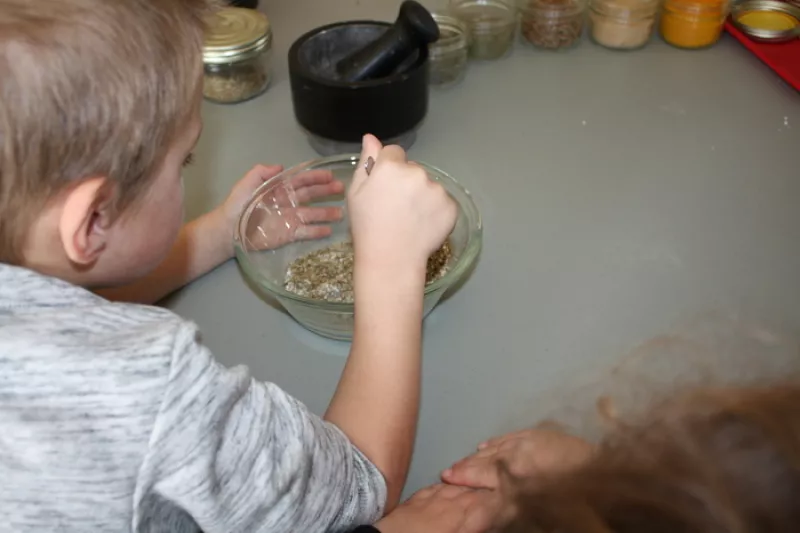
xmin=0 ymin=1 xmax=457 ymax=532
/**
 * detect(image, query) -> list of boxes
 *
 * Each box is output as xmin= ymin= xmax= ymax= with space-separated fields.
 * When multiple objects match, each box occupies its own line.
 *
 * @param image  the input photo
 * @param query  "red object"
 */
xmin=725 ymin=20 xmax=800 ymax=91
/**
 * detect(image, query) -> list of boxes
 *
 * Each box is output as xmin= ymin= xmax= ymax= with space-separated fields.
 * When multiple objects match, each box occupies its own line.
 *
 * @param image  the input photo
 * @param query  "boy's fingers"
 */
xmin=250 ymin=164 xmax=284 ymax=182
xmin=290 ymin=169 xmax=336 ymax=188
xmin=294 ymin=181 xmax=345 ymax=203
xmin=294 ymin=225 xmax=333 ymax=242
xmin=297 ymin=206 xmax=343 ymax=224
xmin=352 ymin=134 xmax=382 ymax=191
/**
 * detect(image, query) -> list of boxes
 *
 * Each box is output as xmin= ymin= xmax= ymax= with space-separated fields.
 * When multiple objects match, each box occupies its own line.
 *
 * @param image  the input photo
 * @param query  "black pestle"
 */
xmin=335 ymin=1 xmax=439 ymax=83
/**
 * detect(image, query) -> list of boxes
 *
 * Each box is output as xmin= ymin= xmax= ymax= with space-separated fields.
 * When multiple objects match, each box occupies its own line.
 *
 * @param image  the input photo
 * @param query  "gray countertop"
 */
xmin=169 ymin=0 xmax=800 ymax=496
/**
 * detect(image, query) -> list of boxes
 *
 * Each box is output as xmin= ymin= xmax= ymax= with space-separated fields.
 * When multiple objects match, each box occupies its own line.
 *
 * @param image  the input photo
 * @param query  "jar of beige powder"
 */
xmin=589 ymin=0 xmax=659 ymax=49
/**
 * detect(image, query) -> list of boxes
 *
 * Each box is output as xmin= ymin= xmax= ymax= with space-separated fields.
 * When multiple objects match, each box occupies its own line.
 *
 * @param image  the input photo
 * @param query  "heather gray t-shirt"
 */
xmin=0 ymin=264 xmax=386 ymax=533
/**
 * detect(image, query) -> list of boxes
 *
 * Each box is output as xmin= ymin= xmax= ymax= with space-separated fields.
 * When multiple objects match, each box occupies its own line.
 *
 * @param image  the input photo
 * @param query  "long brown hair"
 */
xmin=505 ymin=384 xmax=800 ymax=533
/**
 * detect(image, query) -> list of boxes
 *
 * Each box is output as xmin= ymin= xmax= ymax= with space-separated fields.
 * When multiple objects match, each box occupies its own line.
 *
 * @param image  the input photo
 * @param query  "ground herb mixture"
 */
xmin=203 ymin=62 xmax=269 ymax=104
xmin=285 ymin=240 xmax=453 ymax=303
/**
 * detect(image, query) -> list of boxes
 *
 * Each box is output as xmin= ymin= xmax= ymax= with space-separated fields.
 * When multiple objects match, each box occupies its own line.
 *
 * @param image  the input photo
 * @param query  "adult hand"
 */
xmin=442 ymin=426 xmax=595 ymax=490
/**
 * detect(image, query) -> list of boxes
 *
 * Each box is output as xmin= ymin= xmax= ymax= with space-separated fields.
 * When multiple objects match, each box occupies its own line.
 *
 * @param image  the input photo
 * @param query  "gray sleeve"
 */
xmin=134 ymin=323 xmax=387 ymax=533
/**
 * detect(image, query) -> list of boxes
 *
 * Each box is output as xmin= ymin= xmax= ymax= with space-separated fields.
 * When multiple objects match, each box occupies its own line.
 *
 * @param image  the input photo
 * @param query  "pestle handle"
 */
xmin=335 ymin=1 xmax=439 ymax=83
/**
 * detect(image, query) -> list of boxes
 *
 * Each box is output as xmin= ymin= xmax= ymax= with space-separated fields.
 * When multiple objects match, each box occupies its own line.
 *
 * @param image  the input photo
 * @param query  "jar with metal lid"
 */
xmin=660 ymin=0 xmax=729 ymax=48
xmin=449 ymin=0 xmax=517 ymax=60
xmin=589 ymin=0 xmax=658 ymax=49
xmin=202 ymin=7 xmax=272 ymax=104
xmin=520 ymin=0 xmax=586 ymax=50
xmin=429 ymin=13 xmax=470 ymax=87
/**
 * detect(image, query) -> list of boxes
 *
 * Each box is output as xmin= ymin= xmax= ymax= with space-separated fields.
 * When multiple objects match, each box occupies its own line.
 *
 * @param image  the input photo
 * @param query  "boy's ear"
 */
xmin=59 ymin=177 xmax=114 ymax=266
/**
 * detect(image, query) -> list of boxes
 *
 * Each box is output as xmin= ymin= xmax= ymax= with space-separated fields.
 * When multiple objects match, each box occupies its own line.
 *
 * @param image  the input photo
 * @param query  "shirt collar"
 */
xmin=0 ymin=263 xmax=104 ymax=310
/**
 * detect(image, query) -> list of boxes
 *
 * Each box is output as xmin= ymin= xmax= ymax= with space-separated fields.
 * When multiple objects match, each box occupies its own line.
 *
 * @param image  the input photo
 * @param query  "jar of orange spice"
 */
xmin=660 ymin=0 xmax=730 ymax=48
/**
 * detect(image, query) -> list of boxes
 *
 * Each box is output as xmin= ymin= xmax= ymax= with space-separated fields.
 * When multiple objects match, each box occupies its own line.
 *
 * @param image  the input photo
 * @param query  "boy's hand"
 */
xmin=375 ymin=484 xmax=502 ymax=533
xmin=214 ymin=164 xmax=344 ymax=257
xmin=441 ymin=426 xmax=595 ymax=490
xmin=348 ymin=135 xmax=458 ymax=280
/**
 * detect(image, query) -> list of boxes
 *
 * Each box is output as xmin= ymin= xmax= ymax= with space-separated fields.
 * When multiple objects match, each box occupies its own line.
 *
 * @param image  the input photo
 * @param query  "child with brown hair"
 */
xmin=0 ymin=1 xmax=457 ymax=532
xmin=433 ymin=382 xmax=800 ymax=533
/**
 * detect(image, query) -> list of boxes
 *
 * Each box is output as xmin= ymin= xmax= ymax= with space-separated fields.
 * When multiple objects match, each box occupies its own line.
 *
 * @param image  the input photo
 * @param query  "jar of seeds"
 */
xmin=590 ymin=0 xmax=658 ymax=49
xmin=202 ymin=7 xmax=272 ymax=104
xmin=449 ymin=0 xmax=517 ymax=60
xmin=519 ymin=0 xmax=586 ymax=49
xmin=429 ymin=13 xmax=470 ymax=87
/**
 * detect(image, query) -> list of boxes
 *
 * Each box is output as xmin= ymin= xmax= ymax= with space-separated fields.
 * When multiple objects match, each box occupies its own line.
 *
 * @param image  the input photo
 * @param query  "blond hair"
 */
xmin=0 ymin=0 xmax=215 ymax=264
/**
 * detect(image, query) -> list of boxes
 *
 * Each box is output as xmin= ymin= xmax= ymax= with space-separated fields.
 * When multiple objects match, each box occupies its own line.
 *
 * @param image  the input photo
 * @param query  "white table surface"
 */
xmin=169 ymin=0 xmax=800 ymax=496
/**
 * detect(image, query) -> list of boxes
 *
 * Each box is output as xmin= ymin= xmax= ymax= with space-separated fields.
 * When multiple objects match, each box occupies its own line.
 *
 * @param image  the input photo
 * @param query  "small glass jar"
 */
xmin=590 ymin=0 xmax=658 ymax=49
xmin=429 ymin=14 xmax=470 ymax=87
xmin=660 ymin=0 xmax=729 ymax=48
xmin=520 ymin=0 xmax=586 ymax=50
xmin=449 ymin=0 xmax=517 ymax=60
xmin=202 ymin=7 xmax=272 ymax=104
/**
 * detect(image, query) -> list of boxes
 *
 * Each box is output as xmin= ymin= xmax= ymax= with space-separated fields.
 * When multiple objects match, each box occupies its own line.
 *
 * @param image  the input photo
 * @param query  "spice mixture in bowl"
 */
xmin=235 ymin=155 xmax=483 ymax=341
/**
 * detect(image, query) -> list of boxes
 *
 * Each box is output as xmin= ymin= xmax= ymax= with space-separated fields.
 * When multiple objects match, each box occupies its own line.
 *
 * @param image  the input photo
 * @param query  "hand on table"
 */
xmin=374 ymin=484 xmax=503 ymax=533
xmin=442 ymin=425 xmax=595 ymax=491
xmin=218 ymin=164 xmax=345 ymax=255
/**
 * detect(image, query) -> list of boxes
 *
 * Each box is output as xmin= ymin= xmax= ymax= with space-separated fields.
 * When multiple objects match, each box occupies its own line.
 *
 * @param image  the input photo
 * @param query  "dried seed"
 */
xmin=285 ymin=240 xmax=453 ymax=303
xmin=203 ymin=61 xmax=269 ymax=104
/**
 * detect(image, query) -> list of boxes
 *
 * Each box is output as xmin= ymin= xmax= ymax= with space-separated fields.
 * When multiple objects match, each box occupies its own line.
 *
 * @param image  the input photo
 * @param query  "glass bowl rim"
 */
xmin=234 ymin=153 xmax=484 ymax=310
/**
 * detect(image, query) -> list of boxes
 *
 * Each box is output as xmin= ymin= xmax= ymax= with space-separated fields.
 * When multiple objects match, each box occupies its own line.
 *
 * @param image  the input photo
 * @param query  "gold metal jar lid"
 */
xmin=203 ymin=7 xmax=272 ymax=64
xmin=731 ymin=0 xmax=800 ymax=42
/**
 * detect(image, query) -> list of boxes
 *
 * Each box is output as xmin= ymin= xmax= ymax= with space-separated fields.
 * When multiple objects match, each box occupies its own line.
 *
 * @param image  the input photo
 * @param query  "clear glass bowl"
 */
xmin=234 ymin=154 xmax=483 ymax=341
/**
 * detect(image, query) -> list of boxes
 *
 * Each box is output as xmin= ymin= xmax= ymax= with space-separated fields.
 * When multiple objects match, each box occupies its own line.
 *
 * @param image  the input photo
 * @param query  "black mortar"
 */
xmin=288 ymin=21 xmax=430 ymax=155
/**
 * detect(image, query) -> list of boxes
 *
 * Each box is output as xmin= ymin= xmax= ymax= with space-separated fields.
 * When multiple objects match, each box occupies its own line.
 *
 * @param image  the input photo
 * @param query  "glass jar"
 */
xmin=429 ymin=14 xmax=470 ymax=87
xmin=520 ymin=0 xmax=586 ymax=50
xmin=449 ymin=0 xmax=517 ymax=60
xmin=202 ymin=7 xmax=272 ymax=104
xmin=590 ymin=0 xmax=658 ymax=49
xmin=660 ymin=0 xmax=729 ymax=48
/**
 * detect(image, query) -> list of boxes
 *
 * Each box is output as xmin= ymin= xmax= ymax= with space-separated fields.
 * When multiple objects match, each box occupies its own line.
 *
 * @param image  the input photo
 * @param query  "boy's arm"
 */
xmin=323 ymin=137 xmax=458 ymax=512
xmin=324 ymin=261 xmax=426 ymax=511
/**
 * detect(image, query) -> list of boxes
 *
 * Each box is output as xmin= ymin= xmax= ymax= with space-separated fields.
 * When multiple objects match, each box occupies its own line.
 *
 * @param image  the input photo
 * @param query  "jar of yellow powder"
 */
xmin=660 ymin=0 xmax=730 ymax=49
